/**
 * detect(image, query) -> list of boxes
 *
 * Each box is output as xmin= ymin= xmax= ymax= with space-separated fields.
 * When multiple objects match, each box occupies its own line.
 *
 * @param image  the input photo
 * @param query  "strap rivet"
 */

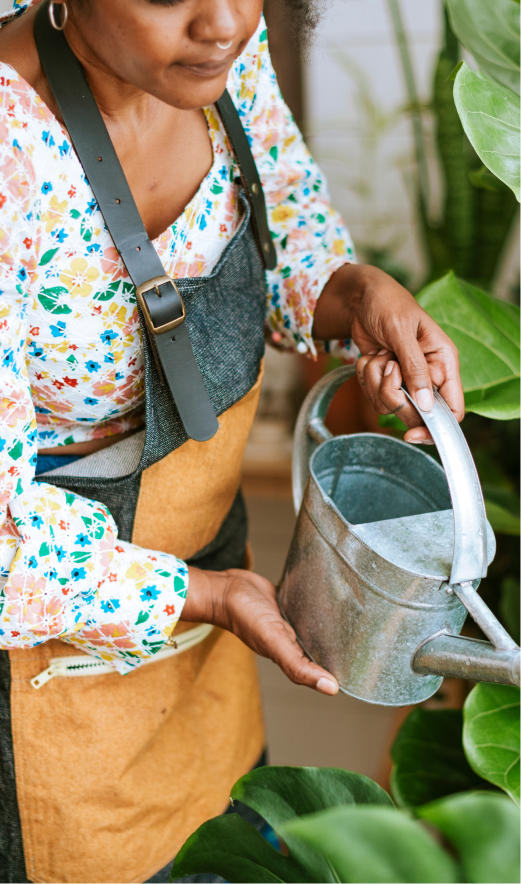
xmin=264 ymin=242 xmax=270 ymax=252
xmin=116 ymin=198 xmax=121 ymax=204
xmin=97 ymin=156 xmax=102 ymax=162
xmin=252 ymin=183 xmax=259 ymax=194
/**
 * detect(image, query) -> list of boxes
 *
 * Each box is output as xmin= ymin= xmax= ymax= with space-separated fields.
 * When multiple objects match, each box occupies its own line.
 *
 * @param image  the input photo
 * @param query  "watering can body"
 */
xmin=278 ymin=366 xmax=520 ymax=707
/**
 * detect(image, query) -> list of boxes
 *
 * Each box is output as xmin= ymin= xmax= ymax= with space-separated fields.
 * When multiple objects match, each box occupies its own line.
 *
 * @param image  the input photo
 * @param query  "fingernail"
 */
xmin=317 ymin=677 xmax=338 ymax=695
xmin=366 ymin=350 xmax=378 ymax=356
xmin=384 ymin=360 xmax=395 ymax=377
xmin=377 ymin=349 xmax=388 ymax=356
xmin=416 ymin=388 xmax=433 ymax=412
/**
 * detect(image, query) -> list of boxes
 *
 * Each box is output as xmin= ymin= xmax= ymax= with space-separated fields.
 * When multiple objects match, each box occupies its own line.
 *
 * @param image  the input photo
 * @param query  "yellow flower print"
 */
xmin=60 ymin=257 xmax=100 ymax=298
xmin=332 ymin=238 xmax=347 ymax=256
xmin=41 ymin=195 xmax=68 ymax=233
xmin=271 ymin=205 xmax=297 ymax=224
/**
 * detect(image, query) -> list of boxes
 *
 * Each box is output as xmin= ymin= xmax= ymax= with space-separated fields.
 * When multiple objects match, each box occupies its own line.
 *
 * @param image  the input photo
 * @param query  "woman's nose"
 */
xmin=189 ymin=0 xmax=241 ymax=46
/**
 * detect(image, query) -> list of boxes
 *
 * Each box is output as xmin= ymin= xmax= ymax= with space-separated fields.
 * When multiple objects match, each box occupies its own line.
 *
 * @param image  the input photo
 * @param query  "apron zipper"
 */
xmin=30 ymin=623 xmax=214 ymax=689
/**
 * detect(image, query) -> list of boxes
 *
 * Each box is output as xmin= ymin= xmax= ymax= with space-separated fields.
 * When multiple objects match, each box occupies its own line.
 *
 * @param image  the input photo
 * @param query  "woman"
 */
xmin=0 ymin=0 xmax=463 ymax=881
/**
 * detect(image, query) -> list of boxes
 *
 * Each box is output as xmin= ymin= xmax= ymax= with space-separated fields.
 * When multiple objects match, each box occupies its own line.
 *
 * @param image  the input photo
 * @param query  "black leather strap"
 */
xmin=215 ymin=91 xmax=277 ymax=271
xmin=33 ymin=2 xmax=223 ymax=441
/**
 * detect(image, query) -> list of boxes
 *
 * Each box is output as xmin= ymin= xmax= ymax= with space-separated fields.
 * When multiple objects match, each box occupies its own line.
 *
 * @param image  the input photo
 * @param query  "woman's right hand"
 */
xmin=182 ymin=566 xmax=339 ymax=695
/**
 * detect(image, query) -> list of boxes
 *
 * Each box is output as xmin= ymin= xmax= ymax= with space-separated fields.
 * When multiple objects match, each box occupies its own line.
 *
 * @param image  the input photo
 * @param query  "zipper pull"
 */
xmin=31 ymin=662 xmax=63 ymax=689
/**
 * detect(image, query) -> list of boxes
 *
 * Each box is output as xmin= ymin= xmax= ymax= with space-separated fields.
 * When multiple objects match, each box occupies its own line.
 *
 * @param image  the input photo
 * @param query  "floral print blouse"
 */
xmin=0 ymin=0 xmax=355 ymax=672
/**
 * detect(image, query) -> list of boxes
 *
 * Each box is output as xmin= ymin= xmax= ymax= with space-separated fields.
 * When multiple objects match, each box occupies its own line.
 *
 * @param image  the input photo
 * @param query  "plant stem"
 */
xmin=386 ymin=0 xmax=431 ymax=209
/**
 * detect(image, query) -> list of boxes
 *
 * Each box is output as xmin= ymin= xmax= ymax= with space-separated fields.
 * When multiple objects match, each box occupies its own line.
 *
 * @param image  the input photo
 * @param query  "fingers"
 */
xmin=268 ymin=619 xmax=339 ymax=695
xmin=390 ymin=335 xmax=434 ymax=413
xmin=357 ymin=351 xmax=433 ymax=439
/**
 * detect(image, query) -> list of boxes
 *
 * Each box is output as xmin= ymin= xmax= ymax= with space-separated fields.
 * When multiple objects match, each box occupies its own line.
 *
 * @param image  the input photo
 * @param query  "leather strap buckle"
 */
xmin=136 ymin=275 xmax=186 ymax=335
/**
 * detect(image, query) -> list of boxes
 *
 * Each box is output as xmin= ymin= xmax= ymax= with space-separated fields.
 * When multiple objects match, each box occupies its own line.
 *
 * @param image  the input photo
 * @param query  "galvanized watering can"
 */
xmin=278 ymin=365 xmax=520 ymax=706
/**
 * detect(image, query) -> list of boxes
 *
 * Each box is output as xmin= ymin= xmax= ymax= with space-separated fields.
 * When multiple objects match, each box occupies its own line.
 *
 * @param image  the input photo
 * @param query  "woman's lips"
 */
xmin=178 ymin=57 xmax=233 ymax=78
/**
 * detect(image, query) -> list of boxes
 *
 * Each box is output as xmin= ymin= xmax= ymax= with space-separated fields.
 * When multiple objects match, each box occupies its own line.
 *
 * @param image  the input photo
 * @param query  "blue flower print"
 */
xmin=100 ymin=330 xmax=118 ymax=345
xmin=2 ymin=350 xmax=14 ymax=368
xmin=101 ymin=599 xmax=121 ymax=614
xmin=71 ymin=567 xmax=87 ymax=581
xmin=27 ymin=555 xmax=37 ymax=569
xmin=42 ymin=131 xmax=55 ymax=147
xmin=58 ymin=141 xmax=69 ymax=157
xmin=84 ymin=397 xmax=99 ymax=406
xmin=50 ymin=321 xmax=66 ymax=338
xmin=140 ymin=585 xmax=160 ymax=602
xmin=41 ymin=182 xmax=53 ymax=194
xmin=86 ymin=360 xmax=100 ymax=373
xmin=52 ymin=228 xmax=68 ymax=243
xmin=29 ymin=514 xmax=44 ymax=529
xmin=75 ymin=533 xmax=91 ymax=548
xmin=55 ymin=545 xmax=66 ymax=562
xmin=28 ymin=342 xmax=45 ymax=359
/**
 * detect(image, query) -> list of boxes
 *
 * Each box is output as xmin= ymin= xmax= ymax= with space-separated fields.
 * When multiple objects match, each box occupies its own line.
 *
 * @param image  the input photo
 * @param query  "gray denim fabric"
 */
xmin=0 ymin=211 xmax=267 ymax=883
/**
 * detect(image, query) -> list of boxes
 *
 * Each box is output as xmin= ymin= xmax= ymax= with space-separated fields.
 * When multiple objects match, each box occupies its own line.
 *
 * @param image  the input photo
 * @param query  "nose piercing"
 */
xmin=216 ymin=40 xmax=233 ymax=49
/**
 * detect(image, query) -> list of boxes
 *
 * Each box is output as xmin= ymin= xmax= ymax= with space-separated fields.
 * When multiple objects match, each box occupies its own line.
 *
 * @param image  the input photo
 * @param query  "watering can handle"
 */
xmin=292 ymin=365 xmax=488 ymax=586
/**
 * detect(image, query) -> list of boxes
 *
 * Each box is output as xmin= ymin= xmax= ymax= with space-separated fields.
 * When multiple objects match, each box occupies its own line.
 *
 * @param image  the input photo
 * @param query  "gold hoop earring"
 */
xmin=48 ymin=2 xmax=68 ymax=31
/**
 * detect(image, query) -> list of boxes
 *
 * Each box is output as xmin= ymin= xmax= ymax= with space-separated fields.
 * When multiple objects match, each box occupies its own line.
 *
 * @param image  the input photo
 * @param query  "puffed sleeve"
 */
xmin=228 ymin=19 xmax=357 ymax=361
xmin=0 ymin=92 xmax=187 ymax=672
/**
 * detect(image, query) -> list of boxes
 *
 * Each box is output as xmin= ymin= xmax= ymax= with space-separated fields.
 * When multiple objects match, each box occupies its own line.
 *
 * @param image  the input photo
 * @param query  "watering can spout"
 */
xmin=412 ymin=631 xmax=520 ymax=688
xmin=411 ymin=578 xmax=521 ymax=688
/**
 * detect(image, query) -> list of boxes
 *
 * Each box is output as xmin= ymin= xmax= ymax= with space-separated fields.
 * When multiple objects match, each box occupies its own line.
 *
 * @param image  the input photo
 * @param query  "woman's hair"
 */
xmin=283 ymin=0 xmax=326 ymax=43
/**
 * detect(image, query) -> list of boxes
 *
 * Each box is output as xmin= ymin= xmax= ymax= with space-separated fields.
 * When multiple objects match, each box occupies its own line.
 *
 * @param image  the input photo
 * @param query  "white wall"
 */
xmin=304 ymin=0 xmax=443 ymax=288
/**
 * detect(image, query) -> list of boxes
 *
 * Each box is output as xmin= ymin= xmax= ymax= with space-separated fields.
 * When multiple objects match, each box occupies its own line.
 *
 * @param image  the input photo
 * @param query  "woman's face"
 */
xmin=61 ymin=0 xmax=263 ymax=110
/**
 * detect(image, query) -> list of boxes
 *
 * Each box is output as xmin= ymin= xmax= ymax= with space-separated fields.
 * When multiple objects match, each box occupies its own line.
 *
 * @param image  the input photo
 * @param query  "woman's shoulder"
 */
xmin=0 ymin=59 xmax=54 ymax=139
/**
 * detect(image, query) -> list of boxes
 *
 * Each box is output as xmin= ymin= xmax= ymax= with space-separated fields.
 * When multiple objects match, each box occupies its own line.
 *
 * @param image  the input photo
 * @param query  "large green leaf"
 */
xmin=445 ymin=0 xmax=520 ymax=94
xmin=232 ymin=766 xmax=393 ymax=883
xmin=416 ymin=273 xmax=520 ymax=418
xmin=281 ymin=806 xmax=460 ymax=883
xmin=500 ymin=577 xmax=521 ymax=644
xmin=171 ymin=813 xmax=311 ymax=883
xmin=390 ymin=709 xmax=488 ymax=807
xmin=418 ymin=791 xmax=520 ymax=883
xmin=463 ymin=683 xmax=520 ymax=804
xmin=484 ymin=494 xmax=521 ymax=534
xmin=453 ymin=63 xmax=520 ymax=199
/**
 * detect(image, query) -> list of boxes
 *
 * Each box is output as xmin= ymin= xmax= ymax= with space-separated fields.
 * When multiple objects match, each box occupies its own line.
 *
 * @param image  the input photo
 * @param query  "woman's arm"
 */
xmin=313 ymin=264 xmax=464 ymax=443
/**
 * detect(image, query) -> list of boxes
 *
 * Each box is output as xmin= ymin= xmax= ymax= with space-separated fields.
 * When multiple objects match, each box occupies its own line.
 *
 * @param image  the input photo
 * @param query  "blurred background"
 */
xmin=1 ymin=0 xmax=517 ymax=786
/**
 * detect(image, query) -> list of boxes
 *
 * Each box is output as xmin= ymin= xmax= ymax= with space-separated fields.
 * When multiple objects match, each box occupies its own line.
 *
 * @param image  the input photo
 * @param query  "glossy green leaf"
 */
xmin=416 ymin=273 xmax=520 ymax=419
xmin=445 ymin=0 xmax=520 ymax=93
xmin=418 ymin=791 xmax=520 ymax=883
xmin=232 ymin=766 xmax=393 ymax=883
xmin=500 ymin=577 xmax=521 ymax=644
xmin=171 ymin=813 xmax=310 ymax=883
xmin=463 ymin=683 xmax=520 ymax=804
xmin=281 ymin=806 xmax=460 ymax=883
xmin=390 ymin=709 xmax=487 ymax=807
xmin=453 ymin=63 xmax=520 ymax=199
xmin=484 ymin=497 xmax=521 ymax=534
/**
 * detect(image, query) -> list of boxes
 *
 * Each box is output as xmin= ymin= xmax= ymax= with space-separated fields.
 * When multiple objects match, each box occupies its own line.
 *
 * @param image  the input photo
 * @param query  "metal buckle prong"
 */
xmin=136 ymin=275 xmax=186 ymax=335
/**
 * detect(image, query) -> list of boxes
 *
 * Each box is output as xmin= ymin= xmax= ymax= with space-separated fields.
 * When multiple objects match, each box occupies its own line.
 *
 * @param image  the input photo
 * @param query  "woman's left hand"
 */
xmin=312 ymin=264 xmax=465 ymax=443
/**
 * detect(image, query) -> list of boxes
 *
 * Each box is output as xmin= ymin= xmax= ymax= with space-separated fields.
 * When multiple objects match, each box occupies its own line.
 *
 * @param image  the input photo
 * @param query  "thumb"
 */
xmin=393 ymin=336 xmax=433 ymax=413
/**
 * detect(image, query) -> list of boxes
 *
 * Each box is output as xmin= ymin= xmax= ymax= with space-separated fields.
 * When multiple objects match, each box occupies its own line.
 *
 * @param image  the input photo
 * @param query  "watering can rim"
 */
xmin=292 ymin=364 xmax=489 ymax=586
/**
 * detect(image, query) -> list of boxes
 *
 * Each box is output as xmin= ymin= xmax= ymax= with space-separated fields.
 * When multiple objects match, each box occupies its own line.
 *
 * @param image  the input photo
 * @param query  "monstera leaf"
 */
xmin=416 ymin=273 xmax=520 ymax=419
xmin=445 ymin=0 xmax=520 ymax=94
xmin=463 ymin=683 xmax=520 ymax=805
xmin=453 ymin=63 xmax=520 ymax=200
